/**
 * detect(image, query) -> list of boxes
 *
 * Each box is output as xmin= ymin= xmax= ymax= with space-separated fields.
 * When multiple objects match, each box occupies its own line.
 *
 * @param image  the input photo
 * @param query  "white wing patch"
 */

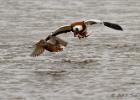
xmin=85 ymin=19 xmax=103 ymax=25
xmin=92 ymin=19 xmax=103 ymax=24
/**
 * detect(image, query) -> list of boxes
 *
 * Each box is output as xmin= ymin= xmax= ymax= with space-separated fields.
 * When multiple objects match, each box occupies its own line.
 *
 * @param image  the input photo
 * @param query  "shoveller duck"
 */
xmin=31 ymin=35 xmax=67 ymax=57
xmin=51 ymin=19 xmax=123 ymax=39
xmin=31 ymin=19 xmax=123 ymax=56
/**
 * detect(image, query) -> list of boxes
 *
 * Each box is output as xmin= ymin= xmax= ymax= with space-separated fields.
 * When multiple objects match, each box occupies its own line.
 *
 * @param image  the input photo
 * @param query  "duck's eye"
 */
xmin=73 ymin=25 xmax=83 ymax=32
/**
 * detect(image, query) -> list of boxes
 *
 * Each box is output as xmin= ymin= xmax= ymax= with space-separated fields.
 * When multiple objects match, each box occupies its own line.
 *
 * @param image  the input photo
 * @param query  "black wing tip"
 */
xmin=119 ymin=26 xmax=123 ymax=31
xmin=115 ymin=24 xmax=123 ymax=31
xmin=104 ymin=22 xmax=123 ymax=31
xmin=115 ymin=25 xmax=123 ymax=31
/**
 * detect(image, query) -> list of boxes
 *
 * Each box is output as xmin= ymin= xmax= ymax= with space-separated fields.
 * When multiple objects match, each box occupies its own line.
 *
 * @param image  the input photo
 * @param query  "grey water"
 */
xmin=0 ymin=0 xmax=140 ymax=100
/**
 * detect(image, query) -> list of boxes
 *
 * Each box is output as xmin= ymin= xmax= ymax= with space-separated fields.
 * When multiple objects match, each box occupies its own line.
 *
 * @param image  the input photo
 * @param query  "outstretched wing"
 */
xmin=52 ymin=25 xmax=72 ymax=36
xmin=85 ymin=19 xmax=123 ymax=31
xmin=30 ymin=39 xmax=45 ymax=57
xmin=103 ymin=22 xmax=123 ymax=31
xmin=85 ymin=19 xmax=103 ymax=25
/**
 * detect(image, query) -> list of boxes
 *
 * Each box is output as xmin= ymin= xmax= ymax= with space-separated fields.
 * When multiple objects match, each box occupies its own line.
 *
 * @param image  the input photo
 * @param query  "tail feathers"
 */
xmin=30 ymin=39 xmax=45 ymax=57
xmin=103 ymin=22 xmax=123 ymax=31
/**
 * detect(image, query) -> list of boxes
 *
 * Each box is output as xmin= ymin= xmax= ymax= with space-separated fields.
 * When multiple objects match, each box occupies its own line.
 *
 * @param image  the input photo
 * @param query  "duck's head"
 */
xmin=71 ymin=21 xmax=86 ymax=33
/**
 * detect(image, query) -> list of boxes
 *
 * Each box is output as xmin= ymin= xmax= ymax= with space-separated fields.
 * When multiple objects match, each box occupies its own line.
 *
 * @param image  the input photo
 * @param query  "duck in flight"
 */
xmin=31 ymin=19 xmax=123 ymax=56
xmin=51 ymin=19 xmax=123 ymax=39
xmin=31 ymin=35 xmax=67 ymax=57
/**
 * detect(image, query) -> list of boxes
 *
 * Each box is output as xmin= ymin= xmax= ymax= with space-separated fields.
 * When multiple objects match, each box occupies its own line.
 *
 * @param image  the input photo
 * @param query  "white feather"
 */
xmin=86 ymin=19 xmax=103 ymax=24
xmin=73 ymin=25 xmax=83 ymax=31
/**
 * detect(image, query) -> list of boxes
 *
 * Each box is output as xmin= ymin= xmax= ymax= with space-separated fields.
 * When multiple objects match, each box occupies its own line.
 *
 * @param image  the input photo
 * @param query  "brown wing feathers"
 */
xmin=31 ymin=36 xmax=68 ymax=57
xmin=30 ymin=39 xmax=46 ymax=57
xmin=52 ymin=25 xmax=72 ymax=36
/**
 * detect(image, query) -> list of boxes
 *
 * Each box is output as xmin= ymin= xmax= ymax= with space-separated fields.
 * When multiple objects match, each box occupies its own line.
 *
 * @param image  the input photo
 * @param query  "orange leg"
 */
xmin=74 ymin=32 xmax=89 ymax=39
xmin=77 ymin=32 xmax=89 ymax=39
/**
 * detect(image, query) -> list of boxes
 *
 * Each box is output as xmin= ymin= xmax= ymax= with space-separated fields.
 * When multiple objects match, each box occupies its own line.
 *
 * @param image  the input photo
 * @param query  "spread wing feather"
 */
xmin=52 ymin=25 xmax=72 ymax=36
xmin=85 ymin=20 xmax=123 ymax=31
xmin=30 ymin=39 xmax=45 ymax=57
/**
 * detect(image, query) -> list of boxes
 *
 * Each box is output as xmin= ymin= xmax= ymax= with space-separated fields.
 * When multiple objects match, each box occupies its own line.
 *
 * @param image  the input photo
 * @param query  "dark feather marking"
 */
xmin=103 ymin=22 xmax=123 ymax=31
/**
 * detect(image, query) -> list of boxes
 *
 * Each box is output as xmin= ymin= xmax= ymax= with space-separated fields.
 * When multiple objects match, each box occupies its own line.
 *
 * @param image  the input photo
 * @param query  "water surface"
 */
xmin=0 ymin=0 xmax=140 ymax=100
